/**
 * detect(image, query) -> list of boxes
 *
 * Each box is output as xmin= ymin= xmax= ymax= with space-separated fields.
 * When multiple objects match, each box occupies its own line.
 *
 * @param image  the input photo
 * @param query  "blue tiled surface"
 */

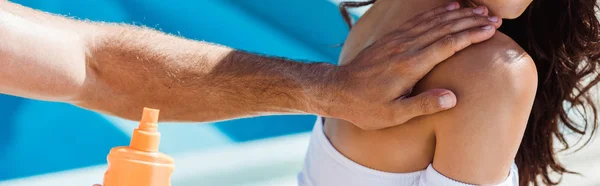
xmin=0 ymin=95 xmax=128 ymax=180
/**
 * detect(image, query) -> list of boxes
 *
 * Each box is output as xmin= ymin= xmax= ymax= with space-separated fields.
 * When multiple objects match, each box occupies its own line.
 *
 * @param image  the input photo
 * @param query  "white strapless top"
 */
xmin=298 ymin=117 xmax=519 ymax=186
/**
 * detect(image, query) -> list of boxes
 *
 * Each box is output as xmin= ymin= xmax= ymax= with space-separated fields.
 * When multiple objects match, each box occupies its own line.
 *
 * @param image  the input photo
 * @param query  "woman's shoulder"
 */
xmin=470 ymin=31 xmax=534 ymax=67
xmin=443 ymin=31 xmax=535 ymax=82
xmin=409 ymin=31 xmax=538 ymax=184
xmin=415 ymin=31 xmax=537 ymax=98
xmin=412 ymin=31 xmax=539 ymax=127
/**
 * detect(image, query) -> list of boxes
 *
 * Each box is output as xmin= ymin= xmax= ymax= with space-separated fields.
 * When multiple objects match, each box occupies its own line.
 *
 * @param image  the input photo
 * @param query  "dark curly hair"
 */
xmin=339 ymin=0 xmax=600 ymax=185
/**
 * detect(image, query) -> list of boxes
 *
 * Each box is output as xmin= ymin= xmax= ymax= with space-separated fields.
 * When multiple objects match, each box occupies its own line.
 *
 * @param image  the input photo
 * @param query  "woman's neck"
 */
xmin=338 ymin=0 xmax=472 ymax=64
xmin=365 ymin=0 xmax=463 ymax=40
xmin=372 ymin=0 xmax=470 ymax=18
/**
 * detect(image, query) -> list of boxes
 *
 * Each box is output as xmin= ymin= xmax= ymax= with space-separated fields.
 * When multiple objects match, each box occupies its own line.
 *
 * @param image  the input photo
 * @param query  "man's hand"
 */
xmin=326 ymin=3 xmax=501 ymax=129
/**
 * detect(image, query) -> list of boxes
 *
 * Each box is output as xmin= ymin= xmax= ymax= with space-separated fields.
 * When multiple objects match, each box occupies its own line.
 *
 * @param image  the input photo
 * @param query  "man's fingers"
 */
xmin=414 ymin=15 xmax=501 ymax=49
xmin=401 ymin=2 xmax=460 ymax=30
xmin=408 ymin=6 xmax=489 ymax=35
xmin=394 ymin=89 xmax=456 ymax=123
xmin=409 ymin=25 xmax=496 ymax=75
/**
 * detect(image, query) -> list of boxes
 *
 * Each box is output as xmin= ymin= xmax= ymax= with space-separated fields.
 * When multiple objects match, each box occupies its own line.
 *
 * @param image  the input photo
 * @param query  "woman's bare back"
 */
xmin=325 ymin=0 xmax=441 ymax=173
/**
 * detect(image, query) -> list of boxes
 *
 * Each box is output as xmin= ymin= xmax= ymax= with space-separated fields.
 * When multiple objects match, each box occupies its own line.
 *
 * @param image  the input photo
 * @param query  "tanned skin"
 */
xmin=0 ymin=1 xmax=497 ymax=130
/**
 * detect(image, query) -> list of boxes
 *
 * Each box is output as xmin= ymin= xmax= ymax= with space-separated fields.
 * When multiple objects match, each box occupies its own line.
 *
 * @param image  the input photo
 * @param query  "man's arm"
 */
xmin=0 ymin=1 xmax=500 ymax=128
xmin=78 ymin=25 xmax=339 ymax=121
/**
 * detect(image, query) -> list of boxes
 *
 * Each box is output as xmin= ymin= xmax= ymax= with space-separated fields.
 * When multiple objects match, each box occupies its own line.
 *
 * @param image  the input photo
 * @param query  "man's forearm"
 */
xmin=0 ymin=1 xmax=90 ymax=101
xmin=75 ymin=24 xmax=339 ymax=121
xmin=0 ymin=1 xmax=339 ymax=122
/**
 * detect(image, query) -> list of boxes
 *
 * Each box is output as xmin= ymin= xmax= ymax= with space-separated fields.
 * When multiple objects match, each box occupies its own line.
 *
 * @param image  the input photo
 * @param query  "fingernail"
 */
xmin=481 ymin=25 xmax=493 ymax=30
xmin=488 ymin=16 xmax=499 ymax=22
xmin=445 ymin=2 xmax=458 ymax=11
xmin=473 ymin=6 xmax=485 ymax=15
xmin=438 ymin=94 xmax=455 ymax=109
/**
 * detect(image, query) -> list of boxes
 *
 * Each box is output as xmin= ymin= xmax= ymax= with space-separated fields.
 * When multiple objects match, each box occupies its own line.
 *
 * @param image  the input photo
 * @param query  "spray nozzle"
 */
xmin=130 ymin=107 xmax=161 ymax=152
xmin=139 ymin=108 xmax=159 ymax=132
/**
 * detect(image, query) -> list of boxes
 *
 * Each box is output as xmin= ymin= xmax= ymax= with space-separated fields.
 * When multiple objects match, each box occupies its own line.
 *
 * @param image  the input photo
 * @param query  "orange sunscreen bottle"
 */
xmin=103 ymin=108 xmax=174 ymax=186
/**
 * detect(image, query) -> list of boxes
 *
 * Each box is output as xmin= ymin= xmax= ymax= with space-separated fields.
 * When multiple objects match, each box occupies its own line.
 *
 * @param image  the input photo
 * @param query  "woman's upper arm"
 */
xmin=413 ymin=33 xmax=538 ymax=184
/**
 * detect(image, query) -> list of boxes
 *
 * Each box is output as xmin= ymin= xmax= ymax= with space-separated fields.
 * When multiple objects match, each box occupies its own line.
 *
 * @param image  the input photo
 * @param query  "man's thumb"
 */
xmin=396 ymin=88 xmax=457 ymax=119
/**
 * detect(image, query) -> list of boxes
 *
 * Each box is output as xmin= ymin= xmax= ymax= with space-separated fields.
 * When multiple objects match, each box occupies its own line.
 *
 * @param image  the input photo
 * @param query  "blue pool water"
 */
xmin=0 ymin=0 xmax=349 ymax=181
